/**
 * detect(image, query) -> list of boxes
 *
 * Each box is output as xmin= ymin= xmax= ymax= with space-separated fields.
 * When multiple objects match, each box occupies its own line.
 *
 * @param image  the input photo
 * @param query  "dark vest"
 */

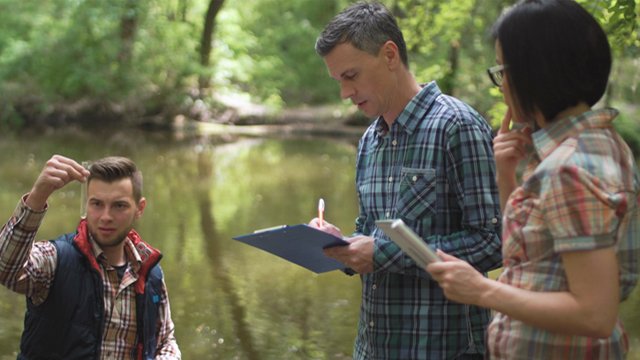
xmin=18 ymin=230 xmax=164 ymax=360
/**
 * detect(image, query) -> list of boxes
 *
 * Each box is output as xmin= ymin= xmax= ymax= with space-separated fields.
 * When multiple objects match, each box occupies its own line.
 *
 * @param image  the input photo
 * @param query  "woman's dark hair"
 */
xmin=315 ymin=1 xmax=409 ymax=67
xmin=492 ymin=0 xmax=611 ymax=122
xmin=88 ymin=156 xmax=143 ymax=202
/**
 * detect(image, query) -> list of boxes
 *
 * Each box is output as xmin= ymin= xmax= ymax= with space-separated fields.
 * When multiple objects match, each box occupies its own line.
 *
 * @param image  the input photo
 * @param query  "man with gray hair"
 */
xmin=310 ymin=2 xmax=502 ymax=359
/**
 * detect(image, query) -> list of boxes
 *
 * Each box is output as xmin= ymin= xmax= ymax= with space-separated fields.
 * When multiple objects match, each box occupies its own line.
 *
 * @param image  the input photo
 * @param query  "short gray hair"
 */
xmin=315 ymin=1 xmax=408 ymax=67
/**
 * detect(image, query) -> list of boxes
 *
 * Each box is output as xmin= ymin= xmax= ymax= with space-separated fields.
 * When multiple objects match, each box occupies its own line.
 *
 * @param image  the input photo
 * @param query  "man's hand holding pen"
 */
xmin=311 ymin=198 xmax=343 ymax=238
xmin=310 ymin=199 xmax=375 ymax=274
xmin=309 ymin=217 xmax=343 ymax=239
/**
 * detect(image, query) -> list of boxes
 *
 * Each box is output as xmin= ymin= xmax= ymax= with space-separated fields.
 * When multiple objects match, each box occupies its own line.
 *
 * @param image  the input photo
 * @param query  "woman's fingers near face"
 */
xmin=499 ymin=108 xmax=512 ymax=134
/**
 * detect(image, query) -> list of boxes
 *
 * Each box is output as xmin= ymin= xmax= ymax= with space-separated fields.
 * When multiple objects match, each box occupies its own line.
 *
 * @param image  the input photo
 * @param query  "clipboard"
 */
xmin=375 ymin=219 xmax=440 ymax=268
xmin=233 ymin=224 xmax=349 ymax=273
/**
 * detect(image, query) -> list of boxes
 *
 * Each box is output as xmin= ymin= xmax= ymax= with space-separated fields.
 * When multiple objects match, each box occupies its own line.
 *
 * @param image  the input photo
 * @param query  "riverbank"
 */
xmin=174 ymin=93 xmax=370 ymax=139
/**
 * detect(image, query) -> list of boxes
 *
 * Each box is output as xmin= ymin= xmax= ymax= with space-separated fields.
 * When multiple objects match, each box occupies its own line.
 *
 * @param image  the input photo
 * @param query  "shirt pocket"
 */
xmin=397 ymin=168 xmax=437 ymax=221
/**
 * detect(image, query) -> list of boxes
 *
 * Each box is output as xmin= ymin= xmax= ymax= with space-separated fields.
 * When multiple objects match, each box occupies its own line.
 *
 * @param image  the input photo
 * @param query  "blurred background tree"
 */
xmin=0 ymin=0 xmax=637 ymax=142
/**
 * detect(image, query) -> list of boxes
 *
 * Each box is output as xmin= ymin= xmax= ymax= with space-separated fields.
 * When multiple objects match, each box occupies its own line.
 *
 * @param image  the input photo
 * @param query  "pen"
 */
xmin=318 ymin=198 xmax=325 ymax=227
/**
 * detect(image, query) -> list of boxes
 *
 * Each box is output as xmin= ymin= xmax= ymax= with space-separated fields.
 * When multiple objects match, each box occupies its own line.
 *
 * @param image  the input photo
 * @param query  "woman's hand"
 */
xmin=493 ymin=108 xmax=532 ymax=178
xmin=426 ymin=250 xmax=492 ymax=306
xmin=493 ymin=108 xmax=532 ymax=210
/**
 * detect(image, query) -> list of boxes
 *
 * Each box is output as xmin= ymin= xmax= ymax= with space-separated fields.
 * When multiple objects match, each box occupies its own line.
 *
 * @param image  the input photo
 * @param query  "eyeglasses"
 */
xmin=487 ymin=64 xmax=506 ymax=87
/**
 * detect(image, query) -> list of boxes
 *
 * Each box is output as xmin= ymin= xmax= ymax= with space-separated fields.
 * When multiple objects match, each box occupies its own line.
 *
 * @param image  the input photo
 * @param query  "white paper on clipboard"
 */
xmin=375 ymin=219 xmax=441 ymax=268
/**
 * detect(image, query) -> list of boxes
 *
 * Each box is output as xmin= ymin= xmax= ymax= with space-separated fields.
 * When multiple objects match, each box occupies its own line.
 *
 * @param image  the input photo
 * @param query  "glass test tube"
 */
xmin=80 ymin=161 xmax=91 ymax=219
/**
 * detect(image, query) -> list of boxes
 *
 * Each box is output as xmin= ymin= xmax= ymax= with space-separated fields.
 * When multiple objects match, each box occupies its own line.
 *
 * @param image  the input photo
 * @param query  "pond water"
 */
xmin=0 ymin=129 xmax=638 ymax=359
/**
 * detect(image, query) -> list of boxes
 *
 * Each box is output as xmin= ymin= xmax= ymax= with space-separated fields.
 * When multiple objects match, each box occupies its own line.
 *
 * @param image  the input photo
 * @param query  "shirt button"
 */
xmin=369 ymin=321 xmax=375 ymax=327
xmin=412 ymin=175 xmax=418 ymax=182
xmin=372 ymin=284 xmax=377 ymax=290
xmin=388 ymin=176 xmax=393 ymax=182
xmin=385 ymin=211 xmax=390 ymax=217
xmin=491 ymin=217 xmax=498 ymax=224
xmin=392 ymin=139 xmax=397 ymax=146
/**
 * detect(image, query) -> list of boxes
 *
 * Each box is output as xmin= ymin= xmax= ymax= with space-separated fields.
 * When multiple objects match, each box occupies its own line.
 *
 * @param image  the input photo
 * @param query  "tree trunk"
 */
xmin=440 ymin=40 xmax=460 ymax=95
xmin=199 ymin=0 xmax=225 ymax=92
xmin=179 ymin=0 xmax=188 ymax=22
xmin=119 ymin=0 xmax=138 ymax=64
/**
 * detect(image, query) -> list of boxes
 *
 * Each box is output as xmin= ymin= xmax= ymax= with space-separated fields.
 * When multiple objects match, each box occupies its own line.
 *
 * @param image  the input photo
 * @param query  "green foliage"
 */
xmin=486 ymin=88 xmax=509 ymax=129
xmin=393 ymin=0 xmax=638 ymax=127
xmin=2 ymin=1 xmax=126 ymax=100
xmin=393 ymin=0 xmax=510 ymax=121
xmin=612 ymin=105 xmax=640 ymax=156
xmin=0 ymin=0 xmax=204 ymax=125
xmin=0 ymin=0 xmax=637 ymax=128
xmin=579 ymin=0 xmax=639 ymax=56
xmin=214 ymin=0 xmax=345 ymax=107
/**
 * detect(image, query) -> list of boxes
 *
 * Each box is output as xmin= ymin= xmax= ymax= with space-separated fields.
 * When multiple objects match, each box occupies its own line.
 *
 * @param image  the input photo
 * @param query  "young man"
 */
xmin=0 ymin=155 xmax=180 ymax=359
xmin=311 ymin=2 xmax=502 ymax=359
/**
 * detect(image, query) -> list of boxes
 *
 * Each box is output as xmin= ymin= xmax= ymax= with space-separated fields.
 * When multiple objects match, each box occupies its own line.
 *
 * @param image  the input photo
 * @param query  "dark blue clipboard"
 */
xmin=233 ymin=224 xmax=349 ymax=273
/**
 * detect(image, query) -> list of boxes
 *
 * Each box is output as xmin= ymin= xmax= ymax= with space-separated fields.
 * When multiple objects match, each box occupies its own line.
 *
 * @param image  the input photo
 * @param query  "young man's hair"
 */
xmin=88 ymin=156 xmax=143 ymax=202
xmin=315 ymin=1 xmax=409 ymax=67
xmin=492 ymin=0 xmax=611 ymax=121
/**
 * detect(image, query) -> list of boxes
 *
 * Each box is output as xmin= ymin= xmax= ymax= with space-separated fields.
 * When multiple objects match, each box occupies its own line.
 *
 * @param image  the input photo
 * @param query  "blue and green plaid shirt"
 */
xmin=352 ymin=82 xmax=502 ymax=359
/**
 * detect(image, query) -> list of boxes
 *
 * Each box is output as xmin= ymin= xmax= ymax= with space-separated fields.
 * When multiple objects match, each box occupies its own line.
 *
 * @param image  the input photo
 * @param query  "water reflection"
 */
xmin=196 ymin=148 xmax=260 ymax=360
xmin=0 ymin=130 xmax=638 ymax=359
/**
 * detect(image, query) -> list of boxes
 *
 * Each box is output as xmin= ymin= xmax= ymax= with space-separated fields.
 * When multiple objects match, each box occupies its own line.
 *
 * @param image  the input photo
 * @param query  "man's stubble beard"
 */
xmin=89 ymin=227 xmax=132 ymax=249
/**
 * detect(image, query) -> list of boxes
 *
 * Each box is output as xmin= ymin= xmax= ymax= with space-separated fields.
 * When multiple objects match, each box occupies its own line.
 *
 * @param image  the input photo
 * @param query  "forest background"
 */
xmin=0 ymin=0 xmax=638 ymax=147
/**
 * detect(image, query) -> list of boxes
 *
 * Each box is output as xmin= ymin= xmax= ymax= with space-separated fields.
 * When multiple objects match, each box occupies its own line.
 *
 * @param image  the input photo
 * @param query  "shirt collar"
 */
xmin=532 ymin=108 xmax=618 ymax=160
xmin=375 ymin=81 xmax=440 ymax=137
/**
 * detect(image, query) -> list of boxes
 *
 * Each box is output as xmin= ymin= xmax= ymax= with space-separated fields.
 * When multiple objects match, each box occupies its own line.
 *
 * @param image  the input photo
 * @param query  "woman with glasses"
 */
xmin=427 ymin=0 xmax=640 ymax=358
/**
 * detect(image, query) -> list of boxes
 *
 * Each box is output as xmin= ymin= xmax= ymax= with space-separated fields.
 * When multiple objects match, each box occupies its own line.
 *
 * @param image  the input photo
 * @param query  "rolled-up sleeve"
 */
xmin=436 ymin=121 xmax=503 ymax=272
xmin=0 ymin=196 xmax=56 ymax=304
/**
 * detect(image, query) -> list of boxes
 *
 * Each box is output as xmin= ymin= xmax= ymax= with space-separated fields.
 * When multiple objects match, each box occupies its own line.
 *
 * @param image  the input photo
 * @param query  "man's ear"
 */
xmin=381 ymin=40 xmax=401 ymax=70
xmin=135 ymin=197 xmax=147 ymax=219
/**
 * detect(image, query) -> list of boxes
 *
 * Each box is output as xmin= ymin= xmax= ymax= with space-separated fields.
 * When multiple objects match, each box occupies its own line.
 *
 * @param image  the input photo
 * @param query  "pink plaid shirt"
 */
xmin=488 ymin=108 xmax=640 ymax=359
xmin=0 ymin=196 xmax=181 ymax=359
